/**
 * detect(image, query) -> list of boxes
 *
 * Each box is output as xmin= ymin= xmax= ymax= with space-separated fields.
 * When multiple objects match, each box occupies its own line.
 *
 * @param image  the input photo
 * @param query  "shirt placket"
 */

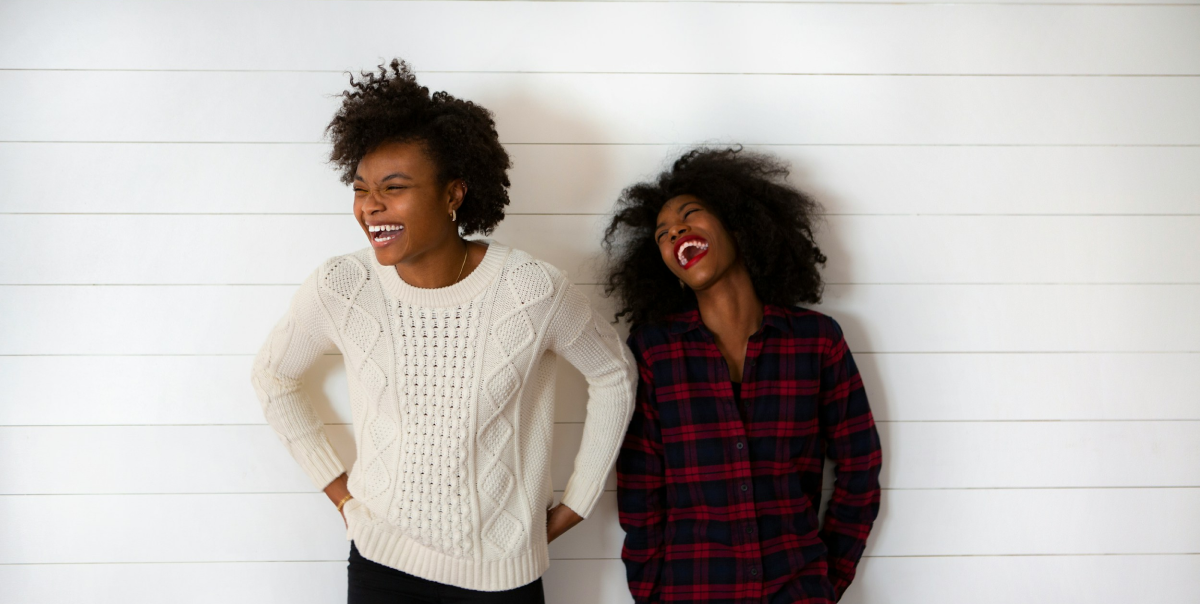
xmin=739 ymin=332 xmax=767 ymax=602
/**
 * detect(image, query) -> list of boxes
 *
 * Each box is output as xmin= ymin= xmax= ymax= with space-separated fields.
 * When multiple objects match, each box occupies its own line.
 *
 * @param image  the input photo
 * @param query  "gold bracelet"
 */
xmin=335 ymin=493 xmax=354 ymax=512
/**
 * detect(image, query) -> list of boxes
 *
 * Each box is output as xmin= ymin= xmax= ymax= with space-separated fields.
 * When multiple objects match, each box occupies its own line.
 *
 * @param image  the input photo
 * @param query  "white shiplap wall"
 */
xmin=2 ymin=1 xmax=1199 ymax=602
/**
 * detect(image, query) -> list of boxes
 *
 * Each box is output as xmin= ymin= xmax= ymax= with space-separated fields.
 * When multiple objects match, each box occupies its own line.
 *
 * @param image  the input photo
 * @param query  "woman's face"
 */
xmin=654 ymin=194 xmax=740 ymax=292
xmin=353 ymin=140 xmax=463 ymax=267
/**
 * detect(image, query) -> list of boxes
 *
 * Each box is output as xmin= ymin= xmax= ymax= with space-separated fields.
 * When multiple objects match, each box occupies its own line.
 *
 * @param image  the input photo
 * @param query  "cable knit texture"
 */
xmin=251 ymin=242 xmax=635 ymax=591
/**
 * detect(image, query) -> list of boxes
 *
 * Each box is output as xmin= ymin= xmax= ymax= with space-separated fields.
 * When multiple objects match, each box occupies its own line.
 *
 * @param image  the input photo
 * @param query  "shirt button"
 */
xmin=746 ymin=525 xmax=754 ymax=533
xmin=736 ymin=442 xmax=744 ymax=449
xmin=740 ymin=484 xmax=748 ymax=492
xmin=750 ymin=567 xmax=759 ymax=576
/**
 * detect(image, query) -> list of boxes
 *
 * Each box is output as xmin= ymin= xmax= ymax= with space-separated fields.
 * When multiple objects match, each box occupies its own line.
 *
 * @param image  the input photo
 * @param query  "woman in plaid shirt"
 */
xmin=602 ymin=148 xmax=883 ymax=603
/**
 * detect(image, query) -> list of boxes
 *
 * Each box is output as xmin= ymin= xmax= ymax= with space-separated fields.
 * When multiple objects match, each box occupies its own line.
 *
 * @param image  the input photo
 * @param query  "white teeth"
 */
xmin=676 ymin=239 xmax=709 ymax=266
xmin=368 ymin=224 xmax=403 ymax=233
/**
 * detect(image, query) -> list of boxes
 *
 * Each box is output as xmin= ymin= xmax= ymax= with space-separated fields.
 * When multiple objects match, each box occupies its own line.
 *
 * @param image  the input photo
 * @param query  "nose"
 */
xmin=668 ymin=223 xmax=689 ymax=242
xmin=361 ymin=188 xmax=386 ymax=213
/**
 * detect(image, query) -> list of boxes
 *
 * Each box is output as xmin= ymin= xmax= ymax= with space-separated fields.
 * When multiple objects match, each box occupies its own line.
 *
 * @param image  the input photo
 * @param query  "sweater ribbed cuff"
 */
xmin=294 ymin=434 xmax=347 ymax=490
xmin=560 ymin=473 xmax=606 ymax=519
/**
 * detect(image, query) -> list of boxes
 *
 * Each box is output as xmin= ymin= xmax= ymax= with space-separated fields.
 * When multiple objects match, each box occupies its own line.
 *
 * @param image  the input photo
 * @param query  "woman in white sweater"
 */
xmin=251 ymin=59 xmax=636 ymax=603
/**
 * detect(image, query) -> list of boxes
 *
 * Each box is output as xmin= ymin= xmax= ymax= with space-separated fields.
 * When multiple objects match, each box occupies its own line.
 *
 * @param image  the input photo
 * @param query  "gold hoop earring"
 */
xmin=450 ymin=209 xmax=457 ymax=222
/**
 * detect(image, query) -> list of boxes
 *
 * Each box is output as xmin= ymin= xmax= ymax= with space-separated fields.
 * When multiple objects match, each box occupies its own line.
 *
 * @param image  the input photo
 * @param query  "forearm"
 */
xmin=251 ymin=309 xmax=345 ymax=489
xmin=556 ymin=312 xmax=637 ymax=517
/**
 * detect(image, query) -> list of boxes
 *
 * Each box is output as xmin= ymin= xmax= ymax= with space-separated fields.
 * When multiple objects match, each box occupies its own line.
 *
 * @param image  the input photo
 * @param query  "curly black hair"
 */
xmin=326 ymin=59 xmax=512 ymax=235
xmin=603 ymin=147 xmax=827 ymax=326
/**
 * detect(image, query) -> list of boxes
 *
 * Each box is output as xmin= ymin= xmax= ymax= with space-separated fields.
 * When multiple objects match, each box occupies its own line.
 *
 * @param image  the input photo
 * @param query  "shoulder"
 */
xmin=305 ymin=248 xmax=378 ymax=297
xmin=772 ymin=305 xmax=850 ymax=356
xmin=497 ymin=244 xmax=572 ymax=300
xmin=625 ymin=321 xmax=675 ymax=364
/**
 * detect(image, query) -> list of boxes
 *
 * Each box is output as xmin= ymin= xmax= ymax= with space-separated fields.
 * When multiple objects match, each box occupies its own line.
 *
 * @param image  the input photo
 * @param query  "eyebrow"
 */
xmin=353 ymin=172 xmax=413 ymax=183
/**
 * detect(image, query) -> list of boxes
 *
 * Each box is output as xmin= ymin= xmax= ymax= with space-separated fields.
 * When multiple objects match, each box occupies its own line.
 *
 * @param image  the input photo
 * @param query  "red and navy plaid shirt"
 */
xmin=616 ymin=305 xmax=882 ymax=603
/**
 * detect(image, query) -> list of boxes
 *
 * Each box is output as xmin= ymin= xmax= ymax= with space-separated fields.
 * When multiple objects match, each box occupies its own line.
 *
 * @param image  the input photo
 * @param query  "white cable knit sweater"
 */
xmin=251 ymin=242 xmax=635 ymax=591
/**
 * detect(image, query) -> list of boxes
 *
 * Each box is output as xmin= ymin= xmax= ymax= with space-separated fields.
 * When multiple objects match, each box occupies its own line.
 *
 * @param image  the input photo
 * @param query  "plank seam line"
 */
xmin=299 ymin=0 xmax=1200 ymax=5
xmin=4 ymin=552 xmax=1200 ymax=566
xmin=4 ymin=68 xmax=1200 ymax=77
xmin=2 ymin=141 xmax=1199 ymax=148
xmin=6 ymin=283 xmax=1200 ymax=287
xmin=3 ymin=351 xmax=1198 ymax=357
xmin=9 ymin=214 xmax=1200 ymax=219
xmin=5 ymin=419 xmax=1199 ymax=427
xmin=6 ymin=487 xmax=1199 ymax=497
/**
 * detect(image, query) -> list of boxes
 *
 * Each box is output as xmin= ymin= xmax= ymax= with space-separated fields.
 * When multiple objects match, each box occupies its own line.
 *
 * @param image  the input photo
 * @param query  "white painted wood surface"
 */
xmin=5 ymin=421 xmax=1199 ymax=494
xmin=5 ymin=71 xmax=1200 ymax=145
xmin=5 ymin=489 xmax=1199 ymax=563
xmin=6 ymin=352 xmax=1199 ymax=426
xmin=5 ymin=284 xmax=1198 ymax=355
xmin=5 ymin=214 xmax=1200 ymax=284
xmin=3 ymin=556 xmax=1199 ymax=604
xmin=3 ymin=2 xmax=1199 ymax=73
xmin=2 ymin=0 xmax=1196 ymax=602
xmin=6 ymin=143 xmax=1200 ymax=216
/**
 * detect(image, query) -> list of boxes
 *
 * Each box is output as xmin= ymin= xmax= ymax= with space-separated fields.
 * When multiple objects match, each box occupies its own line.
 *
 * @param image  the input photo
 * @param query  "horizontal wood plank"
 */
xmin=3 ymin=2 xmax=1198 ymax=73
xmin=4 ymin=71 xmax=1199 ymax=145
xmin=7 ymin=555 xmax=1200 ymax=604
xmin=0 ymin=424 xmax=619 ymax=495
xmin=6 ymin=144 xmax=1199 ymax=216
xmin=3 ymin=284 xmax=1198 ymax=355
xmin=5 ymin=215 xmax=1199 ymax=285
xmin=6 ymin=555 xmax=1198 ymax=604
xmin=4 ymin=352 xmax=1199 ymax=426
xmin=3 ymin=421 xmax=1195 ymax=495
xmin=0 ymin=562 xmax=349 ymax=604
xmin=3 ymin=489 xmax=1197 ymax=563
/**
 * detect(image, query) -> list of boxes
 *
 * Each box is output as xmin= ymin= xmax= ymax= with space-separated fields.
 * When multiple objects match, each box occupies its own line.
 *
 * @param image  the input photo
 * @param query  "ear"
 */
xmin=446 ymin=178 xmax=467 ymax=212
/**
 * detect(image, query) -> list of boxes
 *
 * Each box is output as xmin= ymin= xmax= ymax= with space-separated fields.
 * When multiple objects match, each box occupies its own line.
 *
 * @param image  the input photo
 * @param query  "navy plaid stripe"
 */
xmin=617 ymin=305 xmax=882 ymax=603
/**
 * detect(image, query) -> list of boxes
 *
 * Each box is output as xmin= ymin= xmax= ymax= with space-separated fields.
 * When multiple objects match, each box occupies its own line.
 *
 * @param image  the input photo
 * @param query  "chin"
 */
xmin=680 ymin=272 xmax=715 ymax=291
xmin=373 ymin=248 xmax=401 ymax=266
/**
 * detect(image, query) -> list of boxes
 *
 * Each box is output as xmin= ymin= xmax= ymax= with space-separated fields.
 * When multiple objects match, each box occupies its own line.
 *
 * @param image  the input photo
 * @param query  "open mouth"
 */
xmin=367 ymin=223 xmax=404 ymax=247
xmin=673 ymin=235 xmax=709 ymax=269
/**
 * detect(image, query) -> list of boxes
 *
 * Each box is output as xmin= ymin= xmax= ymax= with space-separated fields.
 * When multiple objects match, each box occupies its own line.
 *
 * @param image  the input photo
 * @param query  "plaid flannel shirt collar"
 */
xmin=665 ymin=303 xmax=792 ymax=335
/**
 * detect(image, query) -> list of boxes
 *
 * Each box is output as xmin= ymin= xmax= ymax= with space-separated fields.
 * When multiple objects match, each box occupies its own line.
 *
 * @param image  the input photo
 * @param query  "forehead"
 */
xmin=355 ymin=140 xmax=435 ymax=179
xmin=657 ymin=194 xmax=704 ymax=221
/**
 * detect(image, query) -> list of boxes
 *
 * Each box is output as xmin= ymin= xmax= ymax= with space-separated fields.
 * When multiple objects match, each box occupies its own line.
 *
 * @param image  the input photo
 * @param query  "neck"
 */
xmin=394 ymin=234 xmax=471 ymax=289
xmin=694 ymin=262 xmax=763 ymax=340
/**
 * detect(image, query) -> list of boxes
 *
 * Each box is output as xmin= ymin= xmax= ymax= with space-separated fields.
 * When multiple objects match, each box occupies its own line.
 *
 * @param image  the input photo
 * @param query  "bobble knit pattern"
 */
xmin=251 ymin=242 xmax=636 ymax=591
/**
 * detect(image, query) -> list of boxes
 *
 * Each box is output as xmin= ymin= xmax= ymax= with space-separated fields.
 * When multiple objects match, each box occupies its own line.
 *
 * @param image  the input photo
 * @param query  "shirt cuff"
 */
xmin=560 ymin=473 xmax=606 ymax=519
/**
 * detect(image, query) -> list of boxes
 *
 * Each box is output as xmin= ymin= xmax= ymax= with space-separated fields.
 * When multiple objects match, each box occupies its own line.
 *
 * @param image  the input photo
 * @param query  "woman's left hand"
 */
xmin=546 ymin=503 xmax=583 ymax=543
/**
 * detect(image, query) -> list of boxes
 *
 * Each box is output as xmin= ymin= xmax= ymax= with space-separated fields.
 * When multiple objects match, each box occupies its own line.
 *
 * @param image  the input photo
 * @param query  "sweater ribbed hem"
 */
xmin=348 ymin=509 xmax=550 ymax=592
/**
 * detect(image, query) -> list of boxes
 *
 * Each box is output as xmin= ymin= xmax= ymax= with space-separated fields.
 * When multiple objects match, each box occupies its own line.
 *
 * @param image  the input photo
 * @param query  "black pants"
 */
xmin=348 ymin=542 xmax=546 ymax=604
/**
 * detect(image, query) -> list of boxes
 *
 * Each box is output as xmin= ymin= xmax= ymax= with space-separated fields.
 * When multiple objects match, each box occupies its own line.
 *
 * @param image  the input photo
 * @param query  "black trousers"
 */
xmin=347 ymin=542 xmax=546 ymax=604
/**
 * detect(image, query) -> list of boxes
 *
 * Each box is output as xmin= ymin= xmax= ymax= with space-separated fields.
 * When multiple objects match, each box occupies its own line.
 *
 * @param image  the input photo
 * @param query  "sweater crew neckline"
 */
xmin=372 ymin=240 xmax=509 ymax=308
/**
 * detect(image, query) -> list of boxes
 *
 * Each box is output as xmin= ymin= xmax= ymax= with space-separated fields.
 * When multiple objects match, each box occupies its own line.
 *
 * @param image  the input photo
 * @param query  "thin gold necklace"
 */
xmin=454 ymin=244 xmax=470 ymax=284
